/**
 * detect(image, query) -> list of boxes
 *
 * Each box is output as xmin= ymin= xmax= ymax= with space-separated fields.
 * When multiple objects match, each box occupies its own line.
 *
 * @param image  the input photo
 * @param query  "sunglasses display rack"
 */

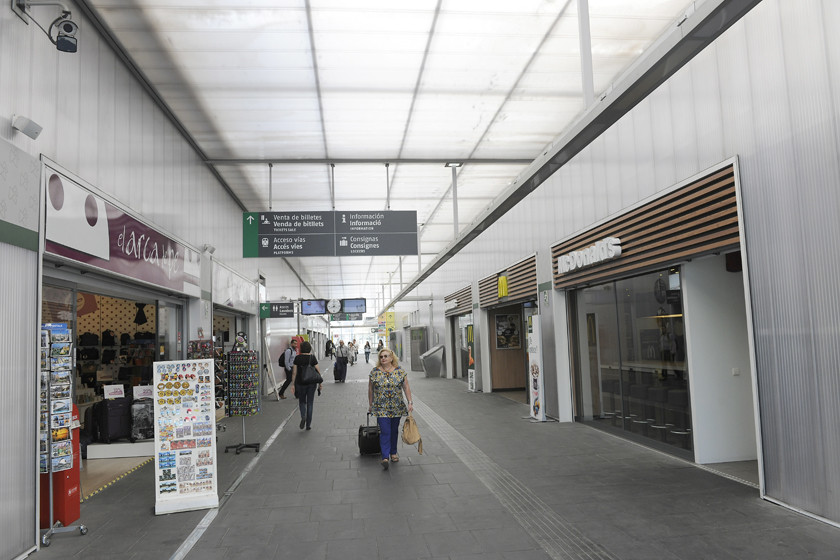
xmin=39 ymin=323 xmax=88 ymax=545
xmin=224 ymin=350 xmax=261 ymax=455
xmin=153 ymin=359 xmax=219 ymax=515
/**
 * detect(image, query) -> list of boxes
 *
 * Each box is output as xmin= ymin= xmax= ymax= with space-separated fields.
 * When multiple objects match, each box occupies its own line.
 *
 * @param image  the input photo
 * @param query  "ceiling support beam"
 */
xmin=74 ymin=0 xmax=248 ymax=212
xmin=383 ymin=0 xmax=763 ymax=312
xmin=420 ymin=0 xmax=574 ymax=237
xmin=205 ymin=158 xmax=531 ymax=165
xmin=577 ymin=0 xmax=595 ymax=107
xmin=451 ymin=166 xmax=459 ymax=239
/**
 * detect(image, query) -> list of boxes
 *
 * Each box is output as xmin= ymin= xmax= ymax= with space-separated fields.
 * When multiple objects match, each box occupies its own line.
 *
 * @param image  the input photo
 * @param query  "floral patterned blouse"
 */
xmin=369 ymin=366 xmax=408 ymax=418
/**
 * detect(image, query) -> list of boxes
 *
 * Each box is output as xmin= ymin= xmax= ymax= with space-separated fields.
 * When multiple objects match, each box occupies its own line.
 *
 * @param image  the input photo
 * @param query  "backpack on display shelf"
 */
xmin=120 ymin=333 xmax=131 ymax=346
xmin=102 ymin=349 xmax=117 ymax=364
xmin=102 ymin=330 xmax=117 ymax=347
xmin=134 ymin=331 xmax=155 ymax=340
xmin=79 ymin=332 xmax=99 ymax=346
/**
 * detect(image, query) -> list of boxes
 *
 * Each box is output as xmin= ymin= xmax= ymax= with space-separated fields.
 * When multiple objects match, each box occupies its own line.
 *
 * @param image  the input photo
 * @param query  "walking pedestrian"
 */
xmin=368 ymin=348 xmax=413 ymax=469
xmin=377 ymin=339 xmax=384 ymax=352
xmin=334 ymin=340 xmax=349 ymax=382
xmin=348 ymin=341 xmax=355 ymax=366
xmin=325 ymin=339 xmax=334 ymax=359
xmin=364 ymin=341 xmax=371 ymax=363
xmin=278 ymin=338 xmax=298 ymax=399
xmin=352 ymin=339 xmax=359 ymax=365
xmin=290 ymin=341 xmax=322 ymax=430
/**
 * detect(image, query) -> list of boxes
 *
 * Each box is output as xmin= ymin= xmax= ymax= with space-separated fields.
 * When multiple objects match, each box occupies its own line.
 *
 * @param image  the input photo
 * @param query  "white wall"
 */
xmin=682 ymin=255 xmax=756 ymax=464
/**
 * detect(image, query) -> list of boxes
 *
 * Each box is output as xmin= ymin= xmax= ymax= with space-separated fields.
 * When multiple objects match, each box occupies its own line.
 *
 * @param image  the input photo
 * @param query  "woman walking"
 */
xmin=364 ymin=341 xmax=371 ymax=363
xmin=290 ymin=341 xmax=322 ymax=430
xmin=368 ymin=348 xmax=413 ymax=469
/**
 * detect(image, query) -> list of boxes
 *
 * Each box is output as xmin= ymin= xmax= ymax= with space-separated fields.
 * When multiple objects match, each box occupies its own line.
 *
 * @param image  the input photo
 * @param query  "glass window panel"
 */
xmin=572 ymin=267 xmax=691 ymax=456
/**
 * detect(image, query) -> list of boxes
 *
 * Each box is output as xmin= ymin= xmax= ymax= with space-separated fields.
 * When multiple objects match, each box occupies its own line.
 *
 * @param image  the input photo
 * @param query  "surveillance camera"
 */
xmin=58 ymin=19 xmax=78 ymax=38
xmin=52 ymin=13 xmax=78 ymax=53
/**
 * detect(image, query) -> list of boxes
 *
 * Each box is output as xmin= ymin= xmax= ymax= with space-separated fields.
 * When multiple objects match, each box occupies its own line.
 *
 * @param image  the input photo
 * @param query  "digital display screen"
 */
xmin=300 ymin=300 xmax=326 ymax=315
xmin=341 ymin=299 xmax=366 ymax=313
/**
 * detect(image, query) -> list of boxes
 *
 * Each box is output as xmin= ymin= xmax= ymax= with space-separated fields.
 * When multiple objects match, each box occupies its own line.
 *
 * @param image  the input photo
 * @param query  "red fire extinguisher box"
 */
xmin=40 ymin=405 xmax=81 ymax=529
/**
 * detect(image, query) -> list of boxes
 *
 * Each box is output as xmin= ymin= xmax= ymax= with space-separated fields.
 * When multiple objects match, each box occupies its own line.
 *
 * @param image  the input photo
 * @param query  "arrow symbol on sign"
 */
xmin=247 ymin=216 xmax=255 ymax=224
xmin=261 ymin=304 xmax=268 ymax=311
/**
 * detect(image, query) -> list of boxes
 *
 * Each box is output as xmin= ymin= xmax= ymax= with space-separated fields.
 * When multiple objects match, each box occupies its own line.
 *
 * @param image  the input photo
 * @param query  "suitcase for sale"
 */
xmin=96 ymin=395 xmax=132 ymax=444
xmin=130 ymin=399 xmax=154 ymax=442
xmin=358 ymin=413 xmax=380 ymax=455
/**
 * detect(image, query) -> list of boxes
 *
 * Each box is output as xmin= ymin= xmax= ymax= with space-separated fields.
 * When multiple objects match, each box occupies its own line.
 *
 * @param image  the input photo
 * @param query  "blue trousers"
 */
xmin=377 ymin=417 xmax=402 ymax=458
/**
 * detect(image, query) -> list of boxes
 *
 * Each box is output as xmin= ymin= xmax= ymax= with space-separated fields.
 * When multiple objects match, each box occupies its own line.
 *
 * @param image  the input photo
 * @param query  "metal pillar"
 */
xmin=268 ymin=163 xmax=273 ymax=211
xmin=385 ymin=163 xmax=391 ymax=210
xmin=577 ymin=0 xmax=595 ymax=107
xmin=330 ymin=163 xmax=336 ymax=211
xmin=451 ymin=165 xmax=459 ymax=238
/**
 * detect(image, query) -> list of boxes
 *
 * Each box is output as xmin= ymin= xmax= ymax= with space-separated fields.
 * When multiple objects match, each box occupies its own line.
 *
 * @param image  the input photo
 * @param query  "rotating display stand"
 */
xmin=40 ymin=323 xmax=87 ymax=546
xmin=224 ymin=350 xmax=261 ymax=454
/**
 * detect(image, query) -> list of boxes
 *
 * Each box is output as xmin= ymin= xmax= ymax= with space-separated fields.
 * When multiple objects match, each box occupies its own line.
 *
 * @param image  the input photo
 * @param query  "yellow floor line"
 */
xmin=80 ymin=458 xmax=153 ymax=503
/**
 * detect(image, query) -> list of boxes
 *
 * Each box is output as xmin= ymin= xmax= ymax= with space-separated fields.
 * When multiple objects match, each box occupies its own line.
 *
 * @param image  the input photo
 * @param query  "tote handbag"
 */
xmin=402 ymin=413 xmax=423 ymax=455
xmin=300 ymin=354 xmax=323 ymax=385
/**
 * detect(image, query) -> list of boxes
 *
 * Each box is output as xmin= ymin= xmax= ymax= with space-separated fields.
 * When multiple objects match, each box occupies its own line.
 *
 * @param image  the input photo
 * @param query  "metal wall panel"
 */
xmin=0 ymin=243 xmax=37 ymax=560
xmin=409 ymin=0 xmax=840 ymax=524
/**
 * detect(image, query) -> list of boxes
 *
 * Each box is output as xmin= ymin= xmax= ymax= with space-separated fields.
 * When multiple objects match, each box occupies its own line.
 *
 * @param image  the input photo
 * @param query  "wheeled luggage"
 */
xmin=333 ymin=361 xmax=340 ymax=382
xmin=358 ymin=413 xmax=381 ymax=455
xmin=96 ymin=395 xmax=132 ymax=443
xmin=130 ymin=399 xmax=154 ymax=442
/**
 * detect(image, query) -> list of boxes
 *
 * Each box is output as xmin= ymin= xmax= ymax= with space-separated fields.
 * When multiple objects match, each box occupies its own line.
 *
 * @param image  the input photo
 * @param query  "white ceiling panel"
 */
xmin=86 ymin=0 xmax=696 ymax=310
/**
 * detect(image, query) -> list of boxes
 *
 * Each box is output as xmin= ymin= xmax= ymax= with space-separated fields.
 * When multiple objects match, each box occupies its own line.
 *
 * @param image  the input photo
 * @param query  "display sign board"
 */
xmin=134 ymin=386 xmax=154 ymax=399
xmin=44 ymin=168 xmax=201 ymax=297
xmin=243 ymin=211 xmax=417 ymax=257
xmin=330 ymin=313 xmax=363 ymax=321
xmin=153 ymin=359 xmax=219 ymax=515
xmin=260 ymin=302 xmax=295 ymax=319
xmin=527 ymin=317 xmax=546 ymax=422
xmin=103 ymin=385 xmax=125 ymax=399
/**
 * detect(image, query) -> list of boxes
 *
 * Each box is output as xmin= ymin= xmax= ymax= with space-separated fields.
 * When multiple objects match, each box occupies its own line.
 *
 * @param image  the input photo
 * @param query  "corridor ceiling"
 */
xmin=84 ymin=0 xmax=696 ymax=313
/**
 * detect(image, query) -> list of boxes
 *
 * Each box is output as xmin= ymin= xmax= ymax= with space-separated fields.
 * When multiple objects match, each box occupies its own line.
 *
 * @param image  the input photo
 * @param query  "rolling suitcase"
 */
xmin=358 ymin=413 xmax=381 ymax=455
xmin=130 ymin=399 xmax=154 ymax=442
xmin=334 ymin=361 xmax=340 ymax=382
xmin=97 ymin=395 xmax=132 ymax=443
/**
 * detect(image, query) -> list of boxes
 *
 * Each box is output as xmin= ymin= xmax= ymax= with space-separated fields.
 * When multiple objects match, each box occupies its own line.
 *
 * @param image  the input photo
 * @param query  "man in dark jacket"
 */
xmin=278 ymin=339 xmax=298 ymax=399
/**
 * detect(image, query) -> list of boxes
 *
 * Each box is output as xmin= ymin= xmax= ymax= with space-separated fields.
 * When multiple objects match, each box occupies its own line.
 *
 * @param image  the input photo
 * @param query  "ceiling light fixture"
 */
xmin=444 ymin=162 xmax=463 ymax=168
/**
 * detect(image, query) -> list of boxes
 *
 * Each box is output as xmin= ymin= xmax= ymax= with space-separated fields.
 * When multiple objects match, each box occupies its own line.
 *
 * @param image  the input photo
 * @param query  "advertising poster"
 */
xmin=495 ymin=314 xmax=521 ymax=349
xmin=528 ymin=316 xmax=546 ymax=422
xmin=153 ymin=359 xmax=219 ymax=515
xmin=466 ymin=324 xmax=477 ymax=392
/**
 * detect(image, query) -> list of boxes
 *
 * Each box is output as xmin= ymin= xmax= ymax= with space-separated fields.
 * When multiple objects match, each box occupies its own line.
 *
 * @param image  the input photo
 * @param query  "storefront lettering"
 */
xmin=557 ymin=237 xmax=621 ymax=274
xmin=117 ymin=225 xmax=182 ymax=280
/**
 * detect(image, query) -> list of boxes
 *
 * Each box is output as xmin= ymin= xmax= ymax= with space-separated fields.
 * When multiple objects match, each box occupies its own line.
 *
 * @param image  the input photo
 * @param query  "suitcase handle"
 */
xmin=367 ymin=412 xmax=373 ymax=426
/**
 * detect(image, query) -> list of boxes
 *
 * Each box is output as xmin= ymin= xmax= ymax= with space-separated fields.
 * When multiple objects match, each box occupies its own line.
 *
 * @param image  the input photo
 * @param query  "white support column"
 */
xmin=451 ymin=165 xmax=459 ymax=238
xmin=577 ymin=0 xmax=595 ymax=107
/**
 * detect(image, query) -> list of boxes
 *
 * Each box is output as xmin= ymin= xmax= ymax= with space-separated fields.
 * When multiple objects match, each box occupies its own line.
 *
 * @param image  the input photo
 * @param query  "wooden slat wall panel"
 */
xmin=506 ymin=255 xmax=537 ymax=301
xmin=445 ymin=285 xmax=473 ymax=317
xmin=479 ymin=276 xmax=498 ymax=308
xmin=552 ymin=166 xmax=739 ymax=289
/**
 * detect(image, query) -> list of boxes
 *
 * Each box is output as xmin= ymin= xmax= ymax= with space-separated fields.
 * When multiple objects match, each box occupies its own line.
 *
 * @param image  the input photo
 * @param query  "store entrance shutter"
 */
xmin=0 ymin=242 xmax=38 ymax=559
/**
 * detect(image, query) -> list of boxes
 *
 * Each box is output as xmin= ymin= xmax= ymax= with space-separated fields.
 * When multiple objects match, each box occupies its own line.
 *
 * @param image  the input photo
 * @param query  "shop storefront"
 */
xmin=554 ymin=161 xmax=759 ymax=464
xmin=444 ymin=284 xmax=474 ymax=383
xmin=36 ymin=162 xmax=212 ymax=526
xmin=477 ymin=255 xmax=538 ymax=403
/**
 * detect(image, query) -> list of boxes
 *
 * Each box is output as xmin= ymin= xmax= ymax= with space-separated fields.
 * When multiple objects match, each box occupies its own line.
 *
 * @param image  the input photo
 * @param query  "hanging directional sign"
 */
xmin=330 ymin=313 xmax=364 ymax=321
xmin=260 ymin=302 xmax=295 ymax=319
xmin=243 ymin=211 xmax=417 ymax=258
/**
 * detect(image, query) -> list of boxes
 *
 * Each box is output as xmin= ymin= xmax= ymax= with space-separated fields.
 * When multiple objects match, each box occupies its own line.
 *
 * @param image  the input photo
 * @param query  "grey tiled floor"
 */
xmin=32 ymin=361 xmax=840 ymax=559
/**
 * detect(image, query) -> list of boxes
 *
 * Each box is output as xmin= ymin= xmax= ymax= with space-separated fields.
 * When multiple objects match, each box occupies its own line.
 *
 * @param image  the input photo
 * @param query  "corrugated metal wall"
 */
xmin=0 ymin=4 xmax=303 ymax=303
xmin=414 ymin=0 xmax=840 ymax=523
xmin=0 ymin=242 xmax=37 ymax=559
